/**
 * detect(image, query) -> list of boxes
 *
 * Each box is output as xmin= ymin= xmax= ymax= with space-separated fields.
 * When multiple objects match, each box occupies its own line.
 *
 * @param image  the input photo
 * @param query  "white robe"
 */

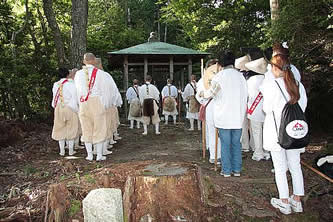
xmin=182 ymin=82 xmax=199 ymax=119
xmin=126 ymin=85 xmax=142 ymax=121
xmin=196 ymin=79 xmax=221 ymax=160
xmin=161 ymin=84 xmax=178 ymax=116
xmin=52 ymin=78 xmax=78 ymax=112
xmin=261 ymin=77 xmax=307 ymax=152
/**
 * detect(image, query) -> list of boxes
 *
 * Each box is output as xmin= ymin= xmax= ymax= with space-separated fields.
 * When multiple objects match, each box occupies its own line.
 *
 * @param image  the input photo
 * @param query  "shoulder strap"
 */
xmin=190 ymin=83 xmax=197 ymax=94
xmin=274 ymin=80 xmax=288 ymax=102
xmin=80 ymin=67 xmax=98 ymax=102
xmin=132 ymin=86 xmax=140 ymax=99
xmin=168 ymin=85 xmax=171 ymax=96
xmin=53 ymin=79 xmax=68 ymax=107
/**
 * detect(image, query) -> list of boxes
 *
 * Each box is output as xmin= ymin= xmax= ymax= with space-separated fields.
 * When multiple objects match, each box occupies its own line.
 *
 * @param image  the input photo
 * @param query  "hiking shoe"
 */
xmin=270 ymin=198 xmax=292 ymax=215
xmin=242 ymin=148 xmax=250 ymax=153
xmin=252 ymin=155 xmax=263 ymax=161
xmin=209 ymin=159 xmax=221 ymax=165
xmin=220 ymin=172 xmax=231 ymax=177
xmin=264 ymin=153 xmax=271 ymax=160
xmin=232 ymin=172 xmax=241 ymax=177
xmin=289 ymin=195 xmax=303 ymax=213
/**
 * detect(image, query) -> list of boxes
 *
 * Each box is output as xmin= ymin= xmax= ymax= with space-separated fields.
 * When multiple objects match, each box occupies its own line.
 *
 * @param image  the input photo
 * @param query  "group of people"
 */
xmin=125 ymin=75 xmax=203 ymax=134
xmin=51 ymin=53 xmax=122 ymax=161
xmin=51 ymin=43 xmax=308 ymax=215
xmin=196 ymin=43 xmax=307 ymax=215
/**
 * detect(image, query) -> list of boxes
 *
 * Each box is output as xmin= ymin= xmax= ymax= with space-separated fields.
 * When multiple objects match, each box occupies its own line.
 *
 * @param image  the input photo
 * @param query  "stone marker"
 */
xmin=83 ymin=188 xmax=123 ymax=222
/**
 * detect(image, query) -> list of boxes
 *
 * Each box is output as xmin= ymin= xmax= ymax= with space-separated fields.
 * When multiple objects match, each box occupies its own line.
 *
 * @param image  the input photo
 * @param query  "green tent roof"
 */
xmin=108 ymin=41 xmax=210 ymax=55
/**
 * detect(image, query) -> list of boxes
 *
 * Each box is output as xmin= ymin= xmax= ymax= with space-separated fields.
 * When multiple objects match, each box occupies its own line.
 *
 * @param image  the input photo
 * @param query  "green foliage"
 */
xmin=23 ymin=164 xmax=37 ymax=176
xmin=68 ymin=199 xmax=81 ymax=217
xmin=269 ymin=0 xmax=333 ymax=133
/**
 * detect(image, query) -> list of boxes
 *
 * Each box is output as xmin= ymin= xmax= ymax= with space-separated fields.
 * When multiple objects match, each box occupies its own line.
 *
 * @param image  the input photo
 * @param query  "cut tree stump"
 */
xmin=123 ymin=162 xmax=205 ymax=222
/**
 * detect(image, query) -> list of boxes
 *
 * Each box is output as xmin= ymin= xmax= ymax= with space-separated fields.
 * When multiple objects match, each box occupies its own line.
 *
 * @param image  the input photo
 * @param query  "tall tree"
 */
xmin=71 ymin=0 xmax=88 ymax=68
xmin=270 ymin=0 xmax=279 ymax=20
xmin=42 ymin=0 xmax=67 ymax=67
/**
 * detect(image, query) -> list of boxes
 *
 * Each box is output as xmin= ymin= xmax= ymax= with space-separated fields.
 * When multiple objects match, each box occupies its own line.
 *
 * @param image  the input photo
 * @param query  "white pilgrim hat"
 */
xmin=245 ymin=57 xmax=268 ymax=74
xmin=235 ymin=54 xmax=251 ymax=71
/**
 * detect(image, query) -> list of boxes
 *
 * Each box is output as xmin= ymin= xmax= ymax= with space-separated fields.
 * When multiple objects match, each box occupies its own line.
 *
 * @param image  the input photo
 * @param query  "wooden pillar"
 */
xmin=188 ymin=57 xmax=192 ymax=82
xmin=124 ymin=56 xmax=129 ymax=117
xmin=169 ymin=56 xmax=174 ymax=80
xmin=144 ymin=56 xmax=148 ymax=81
xmin=201 ymin=58 xmax=204 ymax=77
xmin=181 ymin=68 xmax=184 ymax=90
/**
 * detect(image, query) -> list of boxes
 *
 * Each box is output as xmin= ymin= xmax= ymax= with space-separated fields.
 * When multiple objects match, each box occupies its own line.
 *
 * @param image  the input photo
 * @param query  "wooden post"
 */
xmin=201 ymin=58 xmax=204 ymax=78
xmin=188 ymin=58 xmax=192 ymax=82
xmin=169 ymin=56 xmax=174 ymax=80
xmin=214 ymin=128 xmax=218 ymax=171
xmin=124 ymin=55 xmax=129 ymax=117
xmin=202 ymin=120 xmax=206 ymax=160
xmin=181 ymin=68 xmax=185 ymax=90
xmin=144 ymin=56 xmax=148 ymax=81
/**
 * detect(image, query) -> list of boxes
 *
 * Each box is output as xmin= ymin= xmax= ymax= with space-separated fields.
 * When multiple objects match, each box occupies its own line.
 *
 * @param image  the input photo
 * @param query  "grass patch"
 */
xmin=84 ymin=174 xmax=96 ymax=184
xmin=23 ymin=164 xmax=37 ymax=176
xmin=68 ymin=199 xmax=81 ymax=217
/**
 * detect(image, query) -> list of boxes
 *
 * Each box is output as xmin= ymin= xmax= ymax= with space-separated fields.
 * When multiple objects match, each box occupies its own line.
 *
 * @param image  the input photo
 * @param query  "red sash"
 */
xmin=53 ymin=79 xmax=68 ymax=108
xmin=247 ymin=92 xmax=263 ymax=115
xmin=80 ymin=68 xmax=98 ymax=103
xmin=199 ymin=99 xmax=212 ymax=121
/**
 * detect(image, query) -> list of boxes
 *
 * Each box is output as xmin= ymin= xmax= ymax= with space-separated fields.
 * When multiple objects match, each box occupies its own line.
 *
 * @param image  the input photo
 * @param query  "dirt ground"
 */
xmin=0 ymin=119 xmax=332 ymax=222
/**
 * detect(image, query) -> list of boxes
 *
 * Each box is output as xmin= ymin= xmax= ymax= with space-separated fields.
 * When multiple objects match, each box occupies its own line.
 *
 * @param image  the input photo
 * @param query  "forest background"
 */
xmin=0 ymin=0 xmax=332 ymax=133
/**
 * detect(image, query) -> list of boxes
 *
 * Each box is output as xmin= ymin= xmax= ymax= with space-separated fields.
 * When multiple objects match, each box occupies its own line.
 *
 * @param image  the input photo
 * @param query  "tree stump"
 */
xmin=123 ymin=163 xmax=204 ymax=222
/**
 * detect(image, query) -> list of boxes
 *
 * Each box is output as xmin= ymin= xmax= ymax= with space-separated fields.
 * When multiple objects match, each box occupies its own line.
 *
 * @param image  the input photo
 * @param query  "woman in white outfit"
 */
xmin=261 ymin=54 xmax=307 ymax=215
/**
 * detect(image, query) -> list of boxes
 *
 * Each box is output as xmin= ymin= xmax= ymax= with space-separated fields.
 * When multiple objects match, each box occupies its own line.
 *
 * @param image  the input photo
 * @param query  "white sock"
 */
xmin=190 ymin=119 xmax=194 ymax=130
xmin=165 ymin=115 xmax=168 ymax=124
xmin=198 ymin=120 xmax=201 ymax=130
xmin=143 ymin=124 xmax=148 ymax=134
xmin=68 ymin=140 xmax=75 ymax=155
xmin=96 ymin=142 xmax=106 ymax=161
xmin=136 ymin=121 xmax=140 ymax=128
xmin=59 ymin=140 xmax=65 ymax=156
xmin=155 ymin=123 xmax=160 ymax=134
xmin=130 ymin=120 xmax=134 ymax=128
xmin=173 ymin=115 xmax=177 ymax=124
xmin=85 ymin=142 xmax=93 ymax=161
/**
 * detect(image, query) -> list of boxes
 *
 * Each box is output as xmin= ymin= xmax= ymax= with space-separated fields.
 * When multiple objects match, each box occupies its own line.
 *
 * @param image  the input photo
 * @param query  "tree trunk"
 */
xmin=42 ymin=0 xmax=67 ymax=67
xmin=71 ymin=0 xmax=88 ymax=69
xmin=270 ymin=0 xmax=279 ymax=20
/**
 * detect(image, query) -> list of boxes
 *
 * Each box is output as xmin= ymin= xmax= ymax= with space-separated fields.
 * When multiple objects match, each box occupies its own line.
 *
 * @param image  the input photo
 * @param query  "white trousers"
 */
xmin=250 ymin=120 xmax=267 ymax=158
xmin=271 ymin=149 xmax=304 ymax=199
xmin=206 ymin=121 xmax=221 ymax=160
xmin=241 ymin=118 xmax=254 ymax=150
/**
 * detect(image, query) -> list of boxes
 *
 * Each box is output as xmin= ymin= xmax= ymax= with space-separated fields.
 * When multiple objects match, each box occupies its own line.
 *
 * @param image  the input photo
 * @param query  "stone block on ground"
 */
xmin=83 ymin=188 xmax=123 ymax=222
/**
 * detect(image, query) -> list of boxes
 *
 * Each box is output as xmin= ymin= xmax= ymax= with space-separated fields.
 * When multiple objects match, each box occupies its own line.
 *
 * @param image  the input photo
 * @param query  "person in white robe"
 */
xmin=244 ymin=58 xmax=270 ymax=161
xmin=161 ymin=79 xmax=178 ymax=125
xmin=51 ymin=68 xmax=79 ymax=156
xmin=75 ymin=53 xmax=118 ymax=161
xmin=196 ymin=77 xmax=221 ymax=164
xmin=261 ymin=54 xmax=307 ymax=215
xmin=126 ymin=79 xmax=142 ymax=129
xmin=235 ymin=55 xmax=254 ymax=152
xmin=202 ymin=51 xmax=248 ymax=177
xmin=182 ymin=75 xmax=201 ymax=131
xmin=139 ymin=75 xmax=161 ymax=135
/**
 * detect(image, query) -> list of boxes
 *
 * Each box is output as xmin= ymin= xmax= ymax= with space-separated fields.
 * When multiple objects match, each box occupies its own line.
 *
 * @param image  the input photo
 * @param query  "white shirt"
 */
xmin=74 ymin=64 xmax=119 ymax=109
xmin=161 ymin=84 xmax=178 ymax=98
xmin=261 ymin=77 xmax=307 ymax=151
xmin=264 ymin=64 xmax=301 ymax=82
xmin=138 ymin=82 xmax=160 ymax=104
xmin=204 ymin=67 xmax=248 ymax=129
xmin=52 ymin=78 xmax=79 ymax=112
xmin=126 ymin=85 xmax=140 ymax=103
xmin=247 ymin=75 xmax=265 ymax=122
xmin=182 ymin=81 xmax=197 ymax=102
